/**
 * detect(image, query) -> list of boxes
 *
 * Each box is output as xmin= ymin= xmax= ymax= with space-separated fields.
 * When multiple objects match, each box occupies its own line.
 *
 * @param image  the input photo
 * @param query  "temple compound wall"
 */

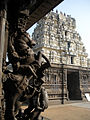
xmin=32 ymin=11 xmax=90 ymax=102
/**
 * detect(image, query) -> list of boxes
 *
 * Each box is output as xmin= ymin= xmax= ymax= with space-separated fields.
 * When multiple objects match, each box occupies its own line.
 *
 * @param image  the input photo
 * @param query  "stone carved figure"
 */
xmin=3 ymin=30 xmax=50 ymax=120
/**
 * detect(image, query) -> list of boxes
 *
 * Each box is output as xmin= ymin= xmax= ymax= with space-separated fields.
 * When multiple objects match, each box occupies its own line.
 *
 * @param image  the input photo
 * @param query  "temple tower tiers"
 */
xmin=32 ymin=11 xmax=90 ymax=102
xmin=32 ymin=11 xmax=90 ymax=68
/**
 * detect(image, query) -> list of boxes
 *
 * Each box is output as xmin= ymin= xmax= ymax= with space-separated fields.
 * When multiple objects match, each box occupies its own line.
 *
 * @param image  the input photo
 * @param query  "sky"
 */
xmin=27 ymin=0 xmax=90 ymax=57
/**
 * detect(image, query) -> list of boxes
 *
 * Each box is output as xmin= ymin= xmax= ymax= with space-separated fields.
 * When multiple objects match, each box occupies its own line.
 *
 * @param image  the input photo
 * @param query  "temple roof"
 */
xmin=1 ymin=0 xmax=63 ymax=30
xmin=25 ymin=0 xmax=63 ymax=30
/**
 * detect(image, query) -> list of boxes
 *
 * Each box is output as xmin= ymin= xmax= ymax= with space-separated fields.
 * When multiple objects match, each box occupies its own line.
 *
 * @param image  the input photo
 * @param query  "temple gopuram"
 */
xmin=32 ymin=11 xmax=90 ymax=103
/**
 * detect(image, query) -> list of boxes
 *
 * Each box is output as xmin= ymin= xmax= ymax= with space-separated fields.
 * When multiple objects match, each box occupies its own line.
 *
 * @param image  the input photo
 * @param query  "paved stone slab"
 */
xmin=41 ymin=102 xmax=90 ymax=120
xmin=71 ymin=102 xmax=90 ymax=109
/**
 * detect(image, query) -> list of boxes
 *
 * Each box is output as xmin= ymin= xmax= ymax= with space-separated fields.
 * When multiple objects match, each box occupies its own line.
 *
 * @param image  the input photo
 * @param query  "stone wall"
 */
xmin=43 ymin=65 xmax=67 ymax=101
xmin=43 ymin=64 xmax=90 ymax=101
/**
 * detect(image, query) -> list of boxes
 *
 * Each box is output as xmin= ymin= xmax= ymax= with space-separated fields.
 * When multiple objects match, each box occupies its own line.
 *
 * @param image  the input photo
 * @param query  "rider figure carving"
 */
xmin=8 ymin=30 xmax=50 ymax=78
xmin=5 ymin=30 xmax=50 ymax=120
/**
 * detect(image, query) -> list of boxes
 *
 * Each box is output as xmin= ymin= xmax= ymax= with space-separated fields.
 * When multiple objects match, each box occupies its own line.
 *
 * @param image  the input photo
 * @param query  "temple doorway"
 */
xmin=67 ymin=71 xmax=82 ymax=100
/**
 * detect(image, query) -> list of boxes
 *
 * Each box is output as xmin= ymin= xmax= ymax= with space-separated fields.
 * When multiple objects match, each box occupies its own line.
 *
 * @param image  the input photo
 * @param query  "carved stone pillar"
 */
xmin=61 ymin=66 xmax=67 ymax=104
xmin=3 ymin=21 xmax=8 ymax=65
xmin=79 ymin=71 xmax=83 ymax=90
xmin=0 ymin=9 xmax=7 ymax=120
xmin=63 ymin=68 xmax=68 ymax=100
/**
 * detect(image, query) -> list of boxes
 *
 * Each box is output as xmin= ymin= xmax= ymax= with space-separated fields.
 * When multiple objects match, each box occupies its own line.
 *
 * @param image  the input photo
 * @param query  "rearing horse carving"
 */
xmin=3 ymin=31 xmax=50 ymax=120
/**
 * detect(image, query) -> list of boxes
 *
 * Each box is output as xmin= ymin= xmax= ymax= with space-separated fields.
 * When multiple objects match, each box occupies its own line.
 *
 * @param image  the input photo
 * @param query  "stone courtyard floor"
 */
xmin=41 ymin=101 xmax=90 ymax=120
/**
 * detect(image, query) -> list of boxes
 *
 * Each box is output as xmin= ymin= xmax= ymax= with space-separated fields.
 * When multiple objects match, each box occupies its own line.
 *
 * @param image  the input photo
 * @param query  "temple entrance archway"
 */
xmin=67 ymin=71 xmax=82 ymax=100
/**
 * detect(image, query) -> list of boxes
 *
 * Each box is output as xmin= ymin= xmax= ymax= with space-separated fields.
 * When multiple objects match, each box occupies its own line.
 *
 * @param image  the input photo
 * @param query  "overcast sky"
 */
xmin=28 ymin=0 xmax=90 ymax=57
